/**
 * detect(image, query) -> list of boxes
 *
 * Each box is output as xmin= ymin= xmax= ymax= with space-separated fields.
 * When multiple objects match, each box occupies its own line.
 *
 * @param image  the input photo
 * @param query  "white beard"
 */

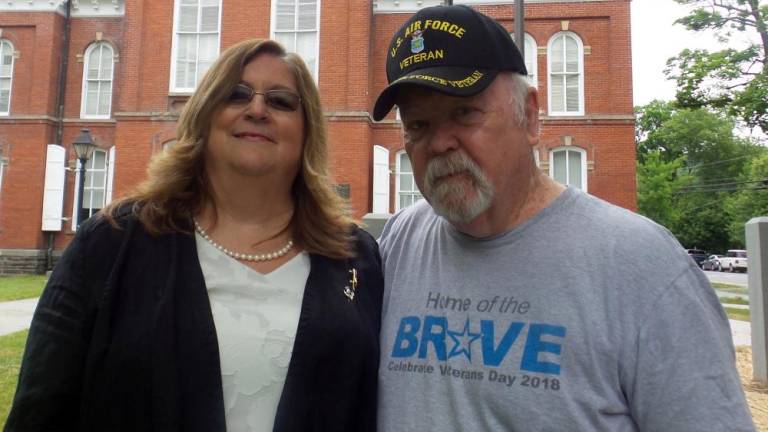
xmin=423 ymin=152 xmax=494 ymax=224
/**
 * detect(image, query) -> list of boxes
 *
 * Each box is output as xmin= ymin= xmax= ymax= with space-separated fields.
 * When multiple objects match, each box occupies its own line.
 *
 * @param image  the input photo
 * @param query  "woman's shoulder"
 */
xmin=74 ymin=202 xmax=144 ymax=249
xmin=349 ymin=225 xmax=380 ymax=258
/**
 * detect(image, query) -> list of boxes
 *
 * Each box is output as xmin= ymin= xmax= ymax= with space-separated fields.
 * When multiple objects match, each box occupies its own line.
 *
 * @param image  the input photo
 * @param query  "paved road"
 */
xmin=702 ymin=270 xmax=748 ymax=287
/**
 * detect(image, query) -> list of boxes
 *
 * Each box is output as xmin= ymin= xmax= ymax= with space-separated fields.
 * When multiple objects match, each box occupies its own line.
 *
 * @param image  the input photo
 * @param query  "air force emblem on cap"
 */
xmin=410 ymin=30 xmax=425 ymax=54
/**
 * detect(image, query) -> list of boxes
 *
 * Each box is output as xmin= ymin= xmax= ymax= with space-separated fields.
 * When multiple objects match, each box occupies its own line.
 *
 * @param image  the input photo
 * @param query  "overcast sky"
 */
xmin=630 ymin=0 xmax=756 ymax=107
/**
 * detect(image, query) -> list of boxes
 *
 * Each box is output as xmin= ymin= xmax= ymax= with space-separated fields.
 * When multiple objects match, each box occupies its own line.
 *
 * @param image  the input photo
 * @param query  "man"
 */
xmin=373 ymin=5 xmax=754 ymax=431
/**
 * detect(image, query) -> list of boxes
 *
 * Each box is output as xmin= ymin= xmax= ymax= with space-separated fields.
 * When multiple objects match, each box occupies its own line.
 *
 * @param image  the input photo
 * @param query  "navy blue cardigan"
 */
xmin=5 ymin=212 xmax=383 ymax=432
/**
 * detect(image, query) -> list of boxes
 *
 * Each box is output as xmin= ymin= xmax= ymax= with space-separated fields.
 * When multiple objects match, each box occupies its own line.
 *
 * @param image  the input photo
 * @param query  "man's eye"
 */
xmin=405 ymin=120 xmax=427 ymax=132
xmin=455 ymin=106 xmax=481 ymax=119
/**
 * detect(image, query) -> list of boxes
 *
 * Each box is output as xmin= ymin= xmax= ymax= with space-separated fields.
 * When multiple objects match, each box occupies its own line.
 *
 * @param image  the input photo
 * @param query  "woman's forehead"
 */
xmin=241 ymin=53 xmax=297 ymax=89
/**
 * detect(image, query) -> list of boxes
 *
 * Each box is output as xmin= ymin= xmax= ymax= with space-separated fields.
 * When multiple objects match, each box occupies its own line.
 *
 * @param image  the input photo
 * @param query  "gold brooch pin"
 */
xmin=344 ymin=268 xmax=358 ymax=301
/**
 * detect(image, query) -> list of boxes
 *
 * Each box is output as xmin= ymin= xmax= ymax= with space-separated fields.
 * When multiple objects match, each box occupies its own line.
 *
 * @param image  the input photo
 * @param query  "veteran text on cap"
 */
xmin=373 ymin=5 xmax=527 ymax=121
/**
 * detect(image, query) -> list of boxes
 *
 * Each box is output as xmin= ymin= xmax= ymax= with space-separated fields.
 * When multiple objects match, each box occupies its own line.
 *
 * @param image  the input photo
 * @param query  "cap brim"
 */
xmin=373 ymin=66 xmax=497 ymax=121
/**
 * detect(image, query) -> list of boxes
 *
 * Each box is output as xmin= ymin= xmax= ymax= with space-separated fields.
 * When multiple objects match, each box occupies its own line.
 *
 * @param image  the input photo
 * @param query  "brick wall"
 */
xmin=0 ymin=0 xmax=637 ymax=273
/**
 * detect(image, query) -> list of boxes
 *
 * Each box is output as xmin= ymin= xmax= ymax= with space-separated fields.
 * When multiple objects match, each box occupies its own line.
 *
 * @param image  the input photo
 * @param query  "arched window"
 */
xmin=72 ymin=147 xmax=115 ymax=227
xmin=395 ymin=150 xmax=422 ymax=211
xmin=549 ymin=146 xmax=587 ymax=191
xmin=170 ymin=0 xmax=221 ymax=92
xmin=271 ymin=0 xmax=320 ymax=79
xmin=81 ymin=42 xmax=115 ymax=118
xmin=511 ymin=33 xmax=538 ymax=88
xmin=547 ymin=32 xmax=584 ymax=115
xmin=0 ymin=39 xmax=15 ymax=115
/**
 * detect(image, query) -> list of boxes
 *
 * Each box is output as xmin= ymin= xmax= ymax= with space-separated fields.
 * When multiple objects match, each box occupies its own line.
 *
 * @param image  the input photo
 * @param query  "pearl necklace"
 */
xmin=193 ymin=218 xmax=294 ymax=262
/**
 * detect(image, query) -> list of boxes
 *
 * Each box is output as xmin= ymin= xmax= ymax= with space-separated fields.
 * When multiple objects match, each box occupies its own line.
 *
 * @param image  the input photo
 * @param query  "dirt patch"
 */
xmin=736 ymin=346 xmax=768 ymax=431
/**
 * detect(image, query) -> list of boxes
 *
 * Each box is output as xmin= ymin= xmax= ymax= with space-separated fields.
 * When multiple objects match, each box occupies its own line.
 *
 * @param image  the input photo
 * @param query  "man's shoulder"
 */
xmin=571 ymin=190 xmax=674 ymax=241
xmin=381 ymin=200 xmax=434 ymax=237
xmin=378 ymin=200 xmax=437 ymax=254
xmin=566 ymin=190 xmax=692 ymax=272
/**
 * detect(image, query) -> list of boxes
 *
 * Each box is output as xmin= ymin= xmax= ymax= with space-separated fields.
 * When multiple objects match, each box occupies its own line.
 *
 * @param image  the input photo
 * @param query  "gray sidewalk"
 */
xmin=0 ymin=297 xmax=38 ymax=337
xmin=0 ymin=297 xmax=754 ymax=347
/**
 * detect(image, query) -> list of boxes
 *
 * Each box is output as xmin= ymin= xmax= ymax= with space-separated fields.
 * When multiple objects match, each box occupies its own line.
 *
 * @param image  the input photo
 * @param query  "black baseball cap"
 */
xmin=372 ymin=5 xmax=527 ymax=121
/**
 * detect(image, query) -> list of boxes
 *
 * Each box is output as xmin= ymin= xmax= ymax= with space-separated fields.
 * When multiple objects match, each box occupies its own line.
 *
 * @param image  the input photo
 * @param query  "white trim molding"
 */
xmin=374 ymin=0 xmax=615 ymax=13
xmin=0 ymin=0 xmax=124 ymax=16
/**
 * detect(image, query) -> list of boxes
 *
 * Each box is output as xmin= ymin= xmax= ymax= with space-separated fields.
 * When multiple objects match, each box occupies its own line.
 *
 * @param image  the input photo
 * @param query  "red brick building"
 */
xmin=0 ymin=0 xmax=635 ymax=273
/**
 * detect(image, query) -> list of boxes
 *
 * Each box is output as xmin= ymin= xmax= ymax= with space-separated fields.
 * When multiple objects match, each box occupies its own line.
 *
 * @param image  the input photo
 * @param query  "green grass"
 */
xmin=0 ymin=275 xmax=47 ymax=302
xmin=0 ymin=329 xmax=27 ymax=427
xmin=720 ymin=296 xmax=749 ymax=305
xmin=711 ymin=282 xmax=748 ymax=295
xmin=724 ymin=307 xmax=751 ymax=322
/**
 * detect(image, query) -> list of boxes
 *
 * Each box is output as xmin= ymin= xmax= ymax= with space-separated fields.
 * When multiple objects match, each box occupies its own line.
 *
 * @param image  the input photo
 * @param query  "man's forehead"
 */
xmin=395 ymin=86 xmax=481 ymax=111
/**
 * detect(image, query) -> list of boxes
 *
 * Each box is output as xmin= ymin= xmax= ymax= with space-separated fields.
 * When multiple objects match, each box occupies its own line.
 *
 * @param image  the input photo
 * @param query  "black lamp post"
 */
xmin=72 ymin=128 xmax=97 ymax=228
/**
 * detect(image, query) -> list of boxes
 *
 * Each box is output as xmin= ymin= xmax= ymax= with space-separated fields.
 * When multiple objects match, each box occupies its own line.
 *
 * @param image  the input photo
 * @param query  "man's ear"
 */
xmin=525 ymin=88 xmax=540 ymax=146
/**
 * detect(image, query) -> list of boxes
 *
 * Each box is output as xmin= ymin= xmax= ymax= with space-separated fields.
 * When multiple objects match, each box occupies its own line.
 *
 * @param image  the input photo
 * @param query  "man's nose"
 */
xmin=427 ymin=120 xmax=460 ymax=154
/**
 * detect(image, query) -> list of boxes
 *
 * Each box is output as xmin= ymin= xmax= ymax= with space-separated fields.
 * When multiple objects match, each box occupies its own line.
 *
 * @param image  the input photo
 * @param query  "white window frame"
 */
xmin=270 ymin=0 xmax=321 ymax=79
xmin=71 ymin=147 xmax=115 ymax=229
xmin=395 ymin=150 xmax=422 ymax=211
xmin=547 ymin=31 xmax=584 ymax=116
xmin=0 ymin=39 xmax=15 ymax=116
xmin=511 ymin=33 xmax=537 ymax=88
xmin=80 ymin=42 xmax=115 ymax=119
xmin=549 ymin=146 xmax=587 ymax=191
xmin=169 ymin=0 xmax=222 ymax=93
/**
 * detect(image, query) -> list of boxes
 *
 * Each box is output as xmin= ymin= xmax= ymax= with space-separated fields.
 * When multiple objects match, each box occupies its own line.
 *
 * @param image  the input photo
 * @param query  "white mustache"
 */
xmin=425 ymin=152 xmax=483 ymax=189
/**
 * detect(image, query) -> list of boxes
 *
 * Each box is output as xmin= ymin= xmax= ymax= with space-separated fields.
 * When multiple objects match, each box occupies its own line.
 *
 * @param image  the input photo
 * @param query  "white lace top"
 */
xmin=195 ymin=233 xmax=310 ymax=432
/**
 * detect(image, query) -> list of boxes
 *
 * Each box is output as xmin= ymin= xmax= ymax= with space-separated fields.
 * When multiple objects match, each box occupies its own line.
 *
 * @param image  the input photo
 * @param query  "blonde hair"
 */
xmin=104 ymin=39 xmax=355 ymax=258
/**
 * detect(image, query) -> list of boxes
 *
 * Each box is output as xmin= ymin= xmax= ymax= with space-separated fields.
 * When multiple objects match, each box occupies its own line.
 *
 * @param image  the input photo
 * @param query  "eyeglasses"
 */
xmin=227 ymin=83 xmax=302 ymax=112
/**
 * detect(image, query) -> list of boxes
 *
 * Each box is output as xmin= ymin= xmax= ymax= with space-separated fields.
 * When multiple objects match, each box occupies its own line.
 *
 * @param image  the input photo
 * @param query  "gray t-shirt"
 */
xmin=378 ymin=188 xmax=754 ymax=432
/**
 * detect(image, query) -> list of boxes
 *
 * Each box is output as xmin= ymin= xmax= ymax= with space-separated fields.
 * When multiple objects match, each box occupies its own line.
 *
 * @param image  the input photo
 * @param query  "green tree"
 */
xmin=724 ymin=153 xmax=768 ymax=247
xmin=665 ymin=0 xmax=768 ymax=133
xmin=635 ymin=101 xmax=762 ymax=252
xmin=637 ymin=151 xmax=690 ymax=229
xmin=635 ymin=100 xmax=678 ymax=163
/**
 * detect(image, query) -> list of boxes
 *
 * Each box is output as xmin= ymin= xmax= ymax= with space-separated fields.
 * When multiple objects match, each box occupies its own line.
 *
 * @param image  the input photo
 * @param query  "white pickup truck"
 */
xmin=719 ymin=249 xmax=748 ymax=273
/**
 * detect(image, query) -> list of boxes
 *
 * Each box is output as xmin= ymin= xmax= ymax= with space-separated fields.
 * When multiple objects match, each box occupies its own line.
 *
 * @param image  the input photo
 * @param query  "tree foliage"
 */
xmin=724 ymin=153 xmax=768 ymax=246
xmin=637 ymin=151 xmax=690 ymax=229
xmin=635 ymin=100 xmax=765 ymax=252
xmin=664 ymin=0 xmax=768 ymax=133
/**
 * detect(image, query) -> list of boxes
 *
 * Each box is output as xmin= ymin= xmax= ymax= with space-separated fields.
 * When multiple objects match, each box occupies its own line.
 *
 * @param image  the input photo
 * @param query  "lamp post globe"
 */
xmin=72 ymin=128 xmax=96 ymax=228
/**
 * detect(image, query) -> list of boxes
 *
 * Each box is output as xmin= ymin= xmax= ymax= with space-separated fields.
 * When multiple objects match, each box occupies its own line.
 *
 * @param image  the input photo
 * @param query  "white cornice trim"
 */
xmin=0 ymin=0 xmax=124 ymax=16
xmin=374 ymin=0 xmax=615 ymax=13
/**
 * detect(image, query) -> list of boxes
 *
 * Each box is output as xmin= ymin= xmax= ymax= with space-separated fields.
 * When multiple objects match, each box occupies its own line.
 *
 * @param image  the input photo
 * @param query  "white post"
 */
xmin=745 ymin=217 xmax=768 ymax=383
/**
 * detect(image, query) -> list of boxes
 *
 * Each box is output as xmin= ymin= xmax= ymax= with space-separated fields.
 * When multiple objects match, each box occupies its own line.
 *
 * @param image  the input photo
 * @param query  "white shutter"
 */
xmin=565 ymin=36 xmax=578 ymax=72
xmin=200 ymin=5 xmax=219 ymax=32
xmin=276 ymin=0 xmax=296 ymax=31
xmin=298 ymin=0 xmax=317 ymax=30
xmin=372 ymin=146 xmax=390 ymax=214
xmin=551 ymin=37 xmax=563 ymax=73
xmin=106 ymin=146 xmax=116 ymax=203
xmin=41 ymin=144 xmax=66 ymax=231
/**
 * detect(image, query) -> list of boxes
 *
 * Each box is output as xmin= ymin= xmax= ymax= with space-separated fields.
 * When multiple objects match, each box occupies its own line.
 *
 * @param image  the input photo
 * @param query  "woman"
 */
xmin=5 ymin=39 xmax=383 ymax=432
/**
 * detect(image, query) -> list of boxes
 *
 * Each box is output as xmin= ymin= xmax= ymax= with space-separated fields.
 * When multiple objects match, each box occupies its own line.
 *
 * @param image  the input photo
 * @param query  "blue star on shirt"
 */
xmin=448 ymin=318 xmax=481 ymax=361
